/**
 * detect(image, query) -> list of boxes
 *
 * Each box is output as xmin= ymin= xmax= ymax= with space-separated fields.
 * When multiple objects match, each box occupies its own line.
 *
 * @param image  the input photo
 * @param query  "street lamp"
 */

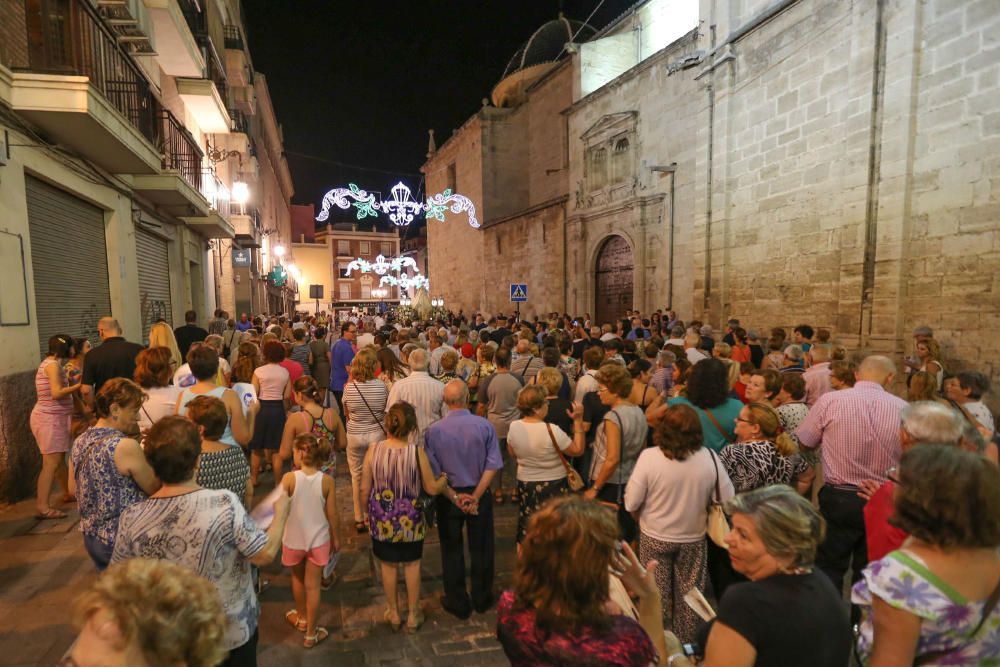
xmin=431 ymin=297 xmax=444 ymax=308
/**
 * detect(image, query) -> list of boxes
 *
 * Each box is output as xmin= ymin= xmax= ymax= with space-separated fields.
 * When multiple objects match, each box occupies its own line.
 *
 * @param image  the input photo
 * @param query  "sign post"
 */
xmin=309 ymin=284 xmax=323 ymax=314
xmin=510 ymin=283 xmax=527 ymax=324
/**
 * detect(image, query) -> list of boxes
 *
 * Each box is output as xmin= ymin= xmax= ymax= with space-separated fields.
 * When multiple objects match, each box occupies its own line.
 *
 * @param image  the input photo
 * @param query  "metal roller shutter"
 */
xmin=135 ymin=226 xmax=172 ymax=343
xmin=26 ymin=176 xmax=112 ymax=357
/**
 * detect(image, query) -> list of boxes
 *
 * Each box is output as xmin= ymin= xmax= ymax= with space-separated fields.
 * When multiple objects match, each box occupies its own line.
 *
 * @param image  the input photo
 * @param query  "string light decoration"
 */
xmin=316 ymin=182 xmax=479 ymax=228
xmin=379 ymin=273 xmax=429 ymax=290
xmin=343 ymin=254 xmax=418 ymax=276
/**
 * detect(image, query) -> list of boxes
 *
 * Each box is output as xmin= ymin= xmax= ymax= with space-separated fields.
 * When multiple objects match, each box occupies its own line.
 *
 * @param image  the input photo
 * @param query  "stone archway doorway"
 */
xmin=594 ymin=235 xmax=633 ymax=327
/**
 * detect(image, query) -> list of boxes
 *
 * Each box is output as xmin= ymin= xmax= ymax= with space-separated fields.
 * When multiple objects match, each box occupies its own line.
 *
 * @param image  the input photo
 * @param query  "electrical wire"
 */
xmin=284 ymin=149 xmax=422 ymax=178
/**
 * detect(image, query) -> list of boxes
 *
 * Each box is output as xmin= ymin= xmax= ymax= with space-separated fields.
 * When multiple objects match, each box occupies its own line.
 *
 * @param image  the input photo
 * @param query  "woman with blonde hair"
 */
xmin=721 ymin=402 xmax=813 ymax=495
xmin=148 ymin=322 xmax=182 ymax=371
xmin=343 ymin=350 xmax=389 ymax=533
xmin=64 ymin=558 xmax=227 ymax=667
xmin=916 ymin=337 xmax=945 ymax=390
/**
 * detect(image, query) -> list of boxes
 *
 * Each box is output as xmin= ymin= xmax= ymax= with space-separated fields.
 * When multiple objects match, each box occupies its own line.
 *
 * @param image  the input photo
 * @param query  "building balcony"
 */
xmin=178 ymin=167 xmax=232 ymax=238
xmin=130 ymin=109 xmax=209 ymax=215
xmin=142 ymin=0 xmax=205 ymax=77
xmin=8 ymin=0 xmax=162 ymax=174
xmin=231 ymin=208 xmax=262 ymax=249
xmin=176 ymin=75 xmax=230 ymax=134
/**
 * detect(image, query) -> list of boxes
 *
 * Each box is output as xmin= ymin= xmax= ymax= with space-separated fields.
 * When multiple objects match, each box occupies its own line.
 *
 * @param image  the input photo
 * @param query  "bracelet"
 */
xmin=667 ymin=652 xmax=687 ymax=667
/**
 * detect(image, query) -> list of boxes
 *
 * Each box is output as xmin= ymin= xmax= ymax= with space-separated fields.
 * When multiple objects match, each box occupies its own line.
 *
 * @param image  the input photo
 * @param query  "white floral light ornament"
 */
xmin=316 ymin=182 xmax=479 ymax=228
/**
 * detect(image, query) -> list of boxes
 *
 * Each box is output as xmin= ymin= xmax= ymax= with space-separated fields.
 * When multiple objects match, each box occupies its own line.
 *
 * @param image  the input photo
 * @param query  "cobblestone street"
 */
xmin=0 ymin=460 xmax=517 ymax=666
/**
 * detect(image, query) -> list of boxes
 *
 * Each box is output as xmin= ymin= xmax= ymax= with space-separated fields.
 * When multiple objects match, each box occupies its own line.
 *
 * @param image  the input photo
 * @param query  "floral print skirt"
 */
xmin=516 ymin=477 xmax=569 ymax=543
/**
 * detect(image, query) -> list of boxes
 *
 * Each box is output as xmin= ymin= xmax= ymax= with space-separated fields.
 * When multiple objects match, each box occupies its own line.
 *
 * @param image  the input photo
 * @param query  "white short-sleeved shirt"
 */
xmin=624 ymin=447 xmax=735 ymax=543
xmin=139 ymin=385 xmax=181 ymax=433
xmin=507 ymin=419 xmax=572 ymax=482
xmin=254 ymin=363 xmax=289 ymax=400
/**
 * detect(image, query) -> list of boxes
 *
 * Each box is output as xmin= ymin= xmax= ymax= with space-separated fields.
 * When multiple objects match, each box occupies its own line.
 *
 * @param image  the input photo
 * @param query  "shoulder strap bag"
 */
xmin=352 ymin=381 xmax=387 ymax=435
xmin=704 ymin=407 xmax=734 ymax=445
xmin=546 ymin=423 xmax=584 ymax=491
xmin=706 ymin=448 xmax=731 ymax=548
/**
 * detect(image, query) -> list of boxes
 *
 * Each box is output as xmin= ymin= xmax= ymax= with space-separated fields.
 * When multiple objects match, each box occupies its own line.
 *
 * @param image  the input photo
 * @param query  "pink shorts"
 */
xmin=281 ymin=541 xmax=330 ymax=567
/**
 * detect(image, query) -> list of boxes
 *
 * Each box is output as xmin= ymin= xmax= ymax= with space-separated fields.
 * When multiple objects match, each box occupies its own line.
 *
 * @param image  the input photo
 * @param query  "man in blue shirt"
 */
xmin=425 ymin=380 xmax=503 ymax=619
xmin=329 ymin=320 xmax=356 ymax=411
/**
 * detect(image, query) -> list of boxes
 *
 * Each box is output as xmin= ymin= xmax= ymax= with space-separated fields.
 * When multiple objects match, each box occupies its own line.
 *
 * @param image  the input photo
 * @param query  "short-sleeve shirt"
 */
xmin=343 ymin=379 xmax=389 ymax=436
xmin=667 ymin=396 xmax=743 ymax=452
xmin=479 ymin=372 xmax=524 ymax=439
xmin=496 ymin=590 xmax=657 ymax=667
xmin=254 ymin=363 xmax=289 ymax=400
xmin=507 ymin=419 xmax=572 ymax=482
xmin=111 ymin=489 xmax=267 ymax=651
xmin=329 ymin=338 xmax=355 ymax=391
xmin=718 ymin=440 xmax=810 ymax=493
xmin=81 ymin=337 xmax=145 ymax=393
xmin=714 ymin=571 xmax=850 ymax=667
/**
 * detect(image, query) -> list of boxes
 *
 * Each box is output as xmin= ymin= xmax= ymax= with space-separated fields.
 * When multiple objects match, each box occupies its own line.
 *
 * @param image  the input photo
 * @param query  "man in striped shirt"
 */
xmin=795 ymin=355 xmax=907 ymax=593
xmin=385 ymin=348 xmax=447 ymax=439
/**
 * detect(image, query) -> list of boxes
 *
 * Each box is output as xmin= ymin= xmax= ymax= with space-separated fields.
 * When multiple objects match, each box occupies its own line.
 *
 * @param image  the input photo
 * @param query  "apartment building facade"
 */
xmin=0 ymin=0 xmax=295 ymax=500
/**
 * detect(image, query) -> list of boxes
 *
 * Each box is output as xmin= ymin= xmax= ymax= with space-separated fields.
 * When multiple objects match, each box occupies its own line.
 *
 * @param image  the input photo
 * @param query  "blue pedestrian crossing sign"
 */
xmin=510 ymin=284 xmax=528 ymax=302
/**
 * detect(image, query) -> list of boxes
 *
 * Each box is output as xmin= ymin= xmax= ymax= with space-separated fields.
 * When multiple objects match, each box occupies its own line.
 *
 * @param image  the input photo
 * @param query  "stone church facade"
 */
xmin=424 ymin=0 xmax=999 ymax=388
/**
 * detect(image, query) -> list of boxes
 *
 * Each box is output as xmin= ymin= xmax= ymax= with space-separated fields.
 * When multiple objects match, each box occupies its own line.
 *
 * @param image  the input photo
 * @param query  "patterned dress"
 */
xmin=196 ymin=446 xmax=251 ymax=507
xmin=71 ymin=427 xmax=146 ymax=549
xmin=496 ymin=590 xmax=657 ymax=666
xmin=367 ymin=440 xmax=425 ymax=563
xmin=853 ymin=550 xmax=1000 ymax=665
xmin=719 ymin=439 xmax=810 ymax=493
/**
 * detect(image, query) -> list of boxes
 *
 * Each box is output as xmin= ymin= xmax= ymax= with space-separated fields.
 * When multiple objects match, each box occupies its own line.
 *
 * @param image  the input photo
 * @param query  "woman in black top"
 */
xmin=664 ymin=485 xmax=851 ymax=667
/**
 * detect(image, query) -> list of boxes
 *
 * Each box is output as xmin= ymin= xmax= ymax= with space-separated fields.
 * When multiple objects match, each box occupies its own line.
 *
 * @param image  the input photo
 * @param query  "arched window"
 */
xmin=588 ymin=147 xmax=607 ymax=190
xmin=612 ymin=137 xmax=630 ymax=184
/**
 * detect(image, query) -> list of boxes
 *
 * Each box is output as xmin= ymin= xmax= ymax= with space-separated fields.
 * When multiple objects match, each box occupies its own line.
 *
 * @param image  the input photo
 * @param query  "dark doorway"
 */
xmin=594 ymin=235 xmax=633 ymax=327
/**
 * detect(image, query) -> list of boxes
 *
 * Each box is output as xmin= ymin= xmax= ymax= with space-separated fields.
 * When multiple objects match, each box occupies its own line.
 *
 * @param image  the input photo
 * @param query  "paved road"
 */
xmin=0 ymin=460 xmax=519 ymax=666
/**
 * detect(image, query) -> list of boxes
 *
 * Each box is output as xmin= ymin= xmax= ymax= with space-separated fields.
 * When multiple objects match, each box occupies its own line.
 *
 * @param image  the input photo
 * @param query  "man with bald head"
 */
xmin=795 ymin=354 xmax=907 ymax=593
xmin=424 ymin=380 xmax=503 ymax=619
xmin=81 ymin=316 xmax=145 ymax=406
xmin=509 ymin=339 xmax=543 ymax=382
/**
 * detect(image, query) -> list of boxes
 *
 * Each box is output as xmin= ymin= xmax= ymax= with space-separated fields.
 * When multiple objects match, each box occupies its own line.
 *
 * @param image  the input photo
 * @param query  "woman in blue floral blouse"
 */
xmin=361 ymin=401 xmax=448 ymax=634
xmin=853 ymin=445 xmax=1000 ymax=666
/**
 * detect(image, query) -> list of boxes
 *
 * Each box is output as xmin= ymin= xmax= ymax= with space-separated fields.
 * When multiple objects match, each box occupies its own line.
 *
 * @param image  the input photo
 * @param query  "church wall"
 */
xmin=527 ymin=65 xmax=573 ymax=207
xmin=691 ymin=0 xmax=1000 ymax=399
xmin=424 ymin=117 xmax=486 ymax=315
xmin=566 ymin=32 xmax=702 ymax=321
xmin=481 ymin=203 xmax=567 ymax=318
xmin=899 ymin=0 xmax=1000 ymax=381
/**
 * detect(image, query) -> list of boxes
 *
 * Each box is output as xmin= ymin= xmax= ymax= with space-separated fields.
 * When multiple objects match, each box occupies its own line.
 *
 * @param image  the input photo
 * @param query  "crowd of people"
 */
xmin=29 ymin=306 xmax=1000 ymax=666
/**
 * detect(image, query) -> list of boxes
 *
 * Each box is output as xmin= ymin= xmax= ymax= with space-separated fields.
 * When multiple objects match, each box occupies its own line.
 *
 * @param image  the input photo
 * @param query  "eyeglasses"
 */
xmin=735 ymin=416 xmax=754 ymax=424
xmin=886 ymin=466 xmax=901 ymax=485
xmin=597 ymin=385 xmax=609 ymax=393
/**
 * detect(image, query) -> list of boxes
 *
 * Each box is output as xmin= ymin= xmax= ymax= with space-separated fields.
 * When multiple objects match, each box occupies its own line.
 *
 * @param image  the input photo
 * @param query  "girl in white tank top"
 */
xmin=279 ymin=434 xmax=340 ymax=647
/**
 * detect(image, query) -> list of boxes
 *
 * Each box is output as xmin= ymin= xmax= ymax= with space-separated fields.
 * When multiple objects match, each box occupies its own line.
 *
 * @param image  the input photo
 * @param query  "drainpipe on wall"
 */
xmin=650 ymin=163 xmax=678 ymax=309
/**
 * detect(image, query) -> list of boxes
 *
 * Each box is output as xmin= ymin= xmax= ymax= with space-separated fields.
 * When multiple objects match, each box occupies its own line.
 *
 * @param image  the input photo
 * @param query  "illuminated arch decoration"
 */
xmin=316 ymin=181 xmax=479 ymax=228
xmin=380 ymin=273 xmax=429 ymax=291
xmin=344 ymin=254 xmax=418 ymax=277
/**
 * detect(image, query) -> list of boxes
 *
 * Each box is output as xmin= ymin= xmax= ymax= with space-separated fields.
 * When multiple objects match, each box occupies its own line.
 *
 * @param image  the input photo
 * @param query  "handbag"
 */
xmin=706 ymin=448 xmax=730 ymax=548
xmin=546 ymin=423 xmax=584 ymax=492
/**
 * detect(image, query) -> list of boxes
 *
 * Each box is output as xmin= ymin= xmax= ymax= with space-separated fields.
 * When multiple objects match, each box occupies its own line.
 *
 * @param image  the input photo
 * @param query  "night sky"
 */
xmin=242 ymin=0 xmax=636 ymax=223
